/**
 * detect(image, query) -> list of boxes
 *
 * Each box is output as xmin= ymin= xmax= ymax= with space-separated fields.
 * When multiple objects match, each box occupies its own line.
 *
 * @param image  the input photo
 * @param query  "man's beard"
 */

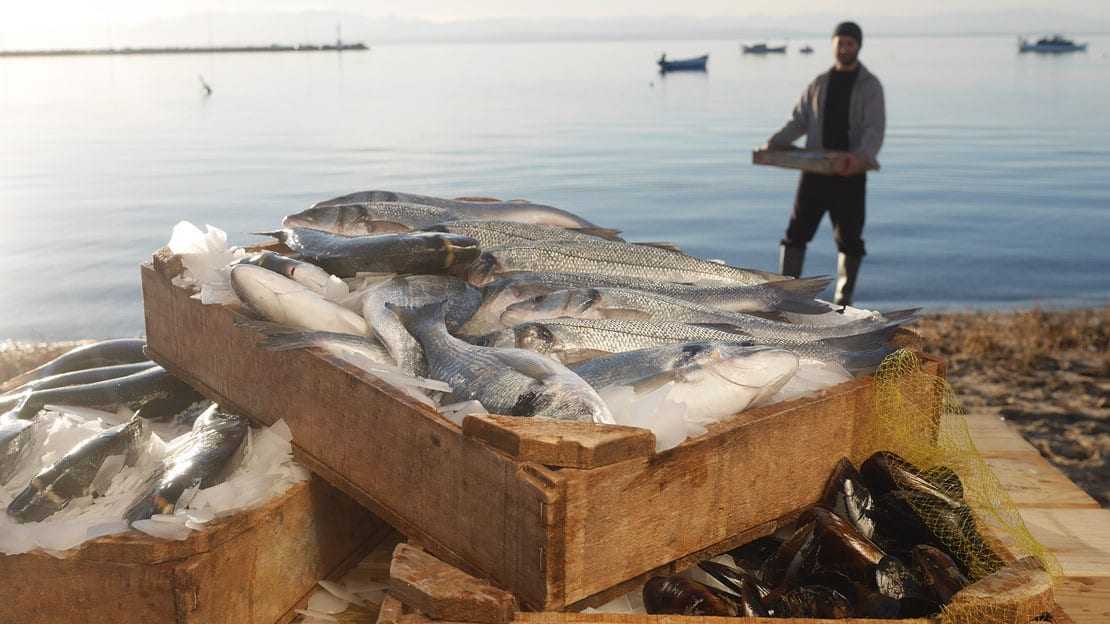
xmin=837 ymin=50 xmax=858 ymax=66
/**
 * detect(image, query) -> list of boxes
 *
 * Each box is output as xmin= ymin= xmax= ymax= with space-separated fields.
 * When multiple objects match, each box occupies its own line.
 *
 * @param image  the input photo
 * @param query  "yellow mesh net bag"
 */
xmin=854 ymin=349 xmax=1061 ymax=624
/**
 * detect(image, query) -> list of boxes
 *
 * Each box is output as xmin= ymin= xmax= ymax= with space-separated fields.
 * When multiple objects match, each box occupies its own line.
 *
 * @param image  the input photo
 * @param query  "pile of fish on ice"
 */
xmin=170 ymin=190 xmax=917 ymax=452
xmin=0 ymin=340 xmax=308 ymax=554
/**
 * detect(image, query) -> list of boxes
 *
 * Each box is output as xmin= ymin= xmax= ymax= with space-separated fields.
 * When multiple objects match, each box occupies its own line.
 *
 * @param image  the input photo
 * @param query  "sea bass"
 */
xmin=256 ymin=228 xmax=480 ymax=278
xmin=570 ymin=342 xmax=799 ymax=424
xmin=422 ymin=220 xmax=617 ymax=248
xmin=388 ymin=301 xmax=615 ymax=423
xmin=230 ymin=264 xmax=370 ymax=336
xmin=234 ymin=250 xmax=348 ymax=300
xmin=0 ymin=339 xmax=148 ymax=393
xmin=0 ymin=393 xmax=42 ymax=484
xmin=0 ymin=366 xmax=199 ymax=414
xmin=7 ymin=415 xmax=149 ymax=523
xmin=1 ymin=361 xmax=156 ymax=398
xmin=501 ymin=287 xmax=910 ymax=344
xmin=465 ymin=240 xmax=787 ymax=287
xmin=284 ymin=201 xmax=457 ymax=236
xmin=460 ymin=273 xmax=833 ymax=336
xmin=304 ymin=190 xmax=619 ymax=238
xmin=362 ymin=275 xmax=481 ymax=376
xmin=124 ymin=405 xmax=248 ymax=523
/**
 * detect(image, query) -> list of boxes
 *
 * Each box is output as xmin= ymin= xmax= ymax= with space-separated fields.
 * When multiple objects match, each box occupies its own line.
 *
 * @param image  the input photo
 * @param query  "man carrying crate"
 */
xmin=764 ymin=21 xmax=885 ymax=306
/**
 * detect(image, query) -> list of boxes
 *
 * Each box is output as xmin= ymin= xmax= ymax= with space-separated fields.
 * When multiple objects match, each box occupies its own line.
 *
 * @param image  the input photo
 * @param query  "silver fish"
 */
xmin=307 ymin=190 xmax=620 ymax=238
xmin=466 ymin=240 xmax=787 ymax=287
xmin=8 ymin=415 xmax=149 ymax=523
xmin=388 ymin=301 xmax=615 ymax=423
xmin=474 ymin=318 xmax=892 ymax=373
xmin=0 ymin=339 xmax=148 ymax=393
xmin=462 ymin=272 xmax=834 ymax=336
xmin=569 ymin=342 xmax=799 ymax=420
xmin=1 ymin=361 xmax=156 ymax=398
xmin=230 ymin=264 xmax=370 ymax=336
xmin=422 ymin=220 xmax=617 ymax=248
xmin=362 ymin=275 xmax=481 ymax=377
xmin=0 ymin=366 xmax=198 ymax=413
xmin=501 ymin=287 xmax=908 ymax=344
xmin=0 ymin=393 xmax=42 ymax=484
xmin=234 ymin=250 xmax=345 ymax=298
xmin=256 ymin=228 xmax=480 ymax=278
xmin=283 ymin=201 xmax=458 ymax=236
xmin=125 ymin=405 xmax=247 ymax=523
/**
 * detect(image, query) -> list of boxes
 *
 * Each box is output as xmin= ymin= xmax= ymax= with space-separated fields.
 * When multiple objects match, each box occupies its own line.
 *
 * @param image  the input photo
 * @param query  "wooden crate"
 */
xmin=141 ymin=250 xmax=945 ymax=611
xmin=0 ymin=477 xmax=387 ymax=624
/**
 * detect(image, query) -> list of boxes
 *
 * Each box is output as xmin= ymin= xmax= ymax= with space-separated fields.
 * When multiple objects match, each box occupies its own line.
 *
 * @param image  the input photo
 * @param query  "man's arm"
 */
xmin=854 ymin=79 xmax=885 ymax=170
xmin=765 ymin=84 xmax=811 ymax=149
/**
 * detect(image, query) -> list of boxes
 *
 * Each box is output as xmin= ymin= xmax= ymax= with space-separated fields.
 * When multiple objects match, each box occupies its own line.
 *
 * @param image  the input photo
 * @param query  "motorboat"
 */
xmin=1019 ymin=35 xmax=1088 ymax=53
xmin=799 ymin=44 xmax=814 ymax=54
xmin=657 ymin=53 xmax=709 ymax=72
xmin=741 ymin=43 xmax=787 ymax=54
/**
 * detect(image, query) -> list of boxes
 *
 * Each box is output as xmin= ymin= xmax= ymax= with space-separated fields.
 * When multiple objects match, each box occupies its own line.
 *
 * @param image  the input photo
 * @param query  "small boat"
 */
xmin=657 ymin=53 xmax=708 ymax=72
xmin=741 ymin=43 xmax=787 ymax=54
xmin=799 ymin=44 xmax=814 ymax=54
xmin=1019 ymin=35 xmax=1088 ymax=53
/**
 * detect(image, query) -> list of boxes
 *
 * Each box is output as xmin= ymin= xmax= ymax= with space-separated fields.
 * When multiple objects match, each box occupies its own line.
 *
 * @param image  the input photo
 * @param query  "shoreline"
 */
xmin=0 ymin=43 xmax=368 ymax=58
xmin=3 ymin=305 xmax=1106 ymax=506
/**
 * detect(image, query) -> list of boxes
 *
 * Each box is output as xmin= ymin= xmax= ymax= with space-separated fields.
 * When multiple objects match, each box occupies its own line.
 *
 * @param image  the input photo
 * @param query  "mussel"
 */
xmin=875 ymin=555 xmax=939 ymax=617
xmin=697 ymin=561 xmax=771 ymax=617
xmin=820 ymin=457 xmax=878 ymax=539
xmin=760 ymin=519 xmax=820 ymax=590
xmin=767 ymin=585 xmax=853 ymax=619
xmin=806 ymin=506 xmax=887 ymax=577
xmin=642 ymin=576 xmax=739 ymax=616
xmin=727 ymin=534 xmax=783 ymax=576
xmin=861 ymin=451 xmax=962 ymax=507
xmin=912 ymin=544 xmax=970 ymax=603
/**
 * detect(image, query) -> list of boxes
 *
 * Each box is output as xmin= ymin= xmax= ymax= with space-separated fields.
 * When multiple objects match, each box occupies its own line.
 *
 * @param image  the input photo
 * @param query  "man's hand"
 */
xmin=834 ymin=152 xmax=865 ymax=176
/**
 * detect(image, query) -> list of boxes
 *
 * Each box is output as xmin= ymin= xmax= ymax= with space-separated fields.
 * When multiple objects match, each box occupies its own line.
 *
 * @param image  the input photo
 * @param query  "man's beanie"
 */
xmin=833 ymin=21 xmax=863 ymax=45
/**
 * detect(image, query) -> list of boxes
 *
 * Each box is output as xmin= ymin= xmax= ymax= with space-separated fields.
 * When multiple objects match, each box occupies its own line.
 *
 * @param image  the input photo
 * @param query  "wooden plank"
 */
xmin=516 ymin=615 xmax=933 ymax=624
xmin=960 ymin=413 xmax=1041 ymax=457
xmin=390 ymin=544 xmax=517 ymax=624
xmin=1017 ymin=509 xmax=1110 ymax=578
xmin=462 ymin=415 xmax=656 ymax=469
xmin=0 ymin=478 xmax=382 ymax=624
xmin=1055 ymin=576 xmax=1110 ymax=624
xmin=944 ymin=556 xmax=1056 ymax=623
xmin=378 ymin=595 xmax=406 ymax=624
xmin=142 ymin=261 xmax=563 ymax=609
xmin=984 ymin=454 xmax=1100 ymax=509
xmin=753 ymin=149 xmax=841 ymax=175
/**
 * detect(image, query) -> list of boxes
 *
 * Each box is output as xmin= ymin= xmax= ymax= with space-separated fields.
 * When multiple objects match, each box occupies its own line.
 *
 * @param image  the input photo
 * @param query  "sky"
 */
xmin=2 ymin=1 xmax=1108 ymax=48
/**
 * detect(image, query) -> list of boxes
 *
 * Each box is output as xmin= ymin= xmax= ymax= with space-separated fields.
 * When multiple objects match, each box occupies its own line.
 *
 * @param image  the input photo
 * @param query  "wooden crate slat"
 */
xmin=984 ymin=454 xmax=1100 ymax=509
xmin=1017 ymin=509 xmax=1110 ymax=578
xmin=390 ymin=543 xmax=518 ymax=624
xmin=462 ymin=415 xmax=656 ymax=469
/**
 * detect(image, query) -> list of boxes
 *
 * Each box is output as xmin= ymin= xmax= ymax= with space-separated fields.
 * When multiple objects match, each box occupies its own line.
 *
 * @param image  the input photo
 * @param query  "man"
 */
xmin=765 ymin=21 xmax=885 ymax=306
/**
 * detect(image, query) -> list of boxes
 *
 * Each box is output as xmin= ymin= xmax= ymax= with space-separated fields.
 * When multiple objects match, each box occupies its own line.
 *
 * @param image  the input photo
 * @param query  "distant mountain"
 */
xmin=3 ymin=10 xmax=1108 ymax=50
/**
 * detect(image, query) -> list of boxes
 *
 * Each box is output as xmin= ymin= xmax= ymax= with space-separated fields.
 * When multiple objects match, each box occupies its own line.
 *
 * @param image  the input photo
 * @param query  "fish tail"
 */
xmin=384 ymin=300 xmax=449 ymax=334
xmin=632 ymin=241 xmax=682 ymax=252
xmin=818 ymin=322 xmax=903 ymax=355
xmin=835 ymin=346 xmax=898 ymax=374
xmin=568 ymin=226 xmax=624 ymax=241
xmin=250 ymin=230 xmax=288 ymax=242
xmin=877 ymin=307 xmax=922 ymax=322
xmin=765 ymin=276 xmax=834 ymax=299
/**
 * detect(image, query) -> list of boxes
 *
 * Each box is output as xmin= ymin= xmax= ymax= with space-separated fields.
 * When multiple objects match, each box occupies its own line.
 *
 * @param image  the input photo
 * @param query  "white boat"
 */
xmin=1019 ymin=35 xmax=1088 ymax=53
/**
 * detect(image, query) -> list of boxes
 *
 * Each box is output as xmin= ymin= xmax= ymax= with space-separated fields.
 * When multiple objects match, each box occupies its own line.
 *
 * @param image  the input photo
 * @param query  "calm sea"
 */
xmin=1 ymin=35 xmax=1108 ymax=340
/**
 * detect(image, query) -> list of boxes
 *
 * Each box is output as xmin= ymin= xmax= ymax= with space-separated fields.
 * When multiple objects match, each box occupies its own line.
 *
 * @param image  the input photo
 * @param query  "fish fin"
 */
xmin=688 ymin=322 xmax=755 ymax=337
xmin=251 ymin=230 xmax=288 ymax=241
xmin=490 ymin=350 xmax=564 ymax=380
xmin=877 ymin=307 xmax=921 ymax=323
xmin=632 ymin=241 xmax=684 ymax=253
xmin=559 ymin=349 xmax=612 ymax=365
xmin=384 ymin=300 xmax=449 ymax=334
xmin=741 ymin=310 xmax=791 ymax=322
xmin=600 ymin=308 xmax=653 ymax=321
xmin=567 ymin=226 xmax=624 ymax=241
xmin=764 ymin=275 xmax=834 ymax=299
xmin=629 ymin=372 xmax=678 ymax=395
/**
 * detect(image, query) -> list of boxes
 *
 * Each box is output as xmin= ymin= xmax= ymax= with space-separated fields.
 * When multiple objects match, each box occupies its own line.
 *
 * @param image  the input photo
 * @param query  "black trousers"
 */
xmin=780 ymin=172 xmax=867 ymax=257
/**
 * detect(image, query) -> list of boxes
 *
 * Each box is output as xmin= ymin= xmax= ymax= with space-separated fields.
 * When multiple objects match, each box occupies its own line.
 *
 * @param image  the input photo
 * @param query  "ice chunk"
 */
xmin=133 ymin=518 xmax=193 ymax=541
xmin=166 ymin=221 xmax=246 ymax=305
xmin=270 ymin=419 xmax=294 ymax=442
xmin=438 ymin=400 xmax=487 ymax=426
xmin=319 ymin=579 xmax=365 ymax=605
xmin=306 ymin=588 xmax=350 ymax=615
xmin=294 ymin=609 xmax=340 ymax=623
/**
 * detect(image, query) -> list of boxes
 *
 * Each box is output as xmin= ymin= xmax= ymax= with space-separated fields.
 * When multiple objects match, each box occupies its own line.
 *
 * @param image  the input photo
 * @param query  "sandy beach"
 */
xmin=3 ymin=306 xmax=1106 ymax=506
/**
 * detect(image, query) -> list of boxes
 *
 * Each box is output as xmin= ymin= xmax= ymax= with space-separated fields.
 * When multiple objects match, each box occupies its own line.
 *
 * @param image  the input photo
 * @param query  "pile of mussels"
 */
xmin=643 ymin=451 xmax=1009 ymax=619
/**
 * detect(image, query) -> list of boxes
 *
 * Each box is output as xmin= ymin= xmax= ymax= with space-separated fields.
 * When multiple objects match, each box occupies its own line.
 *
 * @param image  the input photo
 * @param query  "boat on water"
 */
xmin=799 ymin=44 xmax=814 ymax=54
xmin=657 ymin=53 xmax=708 ymax=72
xmin=1019 ymin=35 xmax=1088 ymax=53
xmin=741 ymin=43 xmax=787 ymax=54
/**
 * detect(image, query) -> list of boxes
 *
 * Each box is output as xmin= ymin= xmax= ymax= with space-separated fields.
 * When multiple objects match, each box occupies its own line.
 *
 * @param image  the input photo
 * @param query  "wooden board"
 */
xmin=141 ymin=253 xmax=944 ymax=610
xmin=1017 ymin=508 xmax=1110 ymax=579
xmin=1056 ymin=576 xmax=1110 ymax=624
xmin=0 ymin=477 xmax=386 ymax=624
xmin=984 ymin=454 xmax=1100 ymax=509
xmin=752 ymin=149 xmax=841 ymax=175
xmin=391 ymin=544 xmax=518 ymax=624
xmin=462 ymin=416 xmax=656 ymax=469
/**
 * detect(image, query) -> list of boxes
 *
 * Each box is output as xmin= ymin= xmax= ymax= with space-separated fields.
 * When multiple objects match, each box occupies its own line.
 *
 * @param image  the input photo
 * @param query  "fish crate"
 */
xmin=0 ymin=477 xmax=387 ymax=624
xmin=141 ymin=248 xmax=945 ymax=611
xmin=378 ymin=542 xmax=1066 ymax=624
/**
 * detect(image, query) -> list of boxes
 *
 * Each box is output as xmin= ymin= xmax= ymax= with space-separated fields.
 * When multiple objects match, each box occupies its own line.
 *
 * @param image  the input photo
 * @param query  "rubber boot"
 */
xmin=834 ymin=253 xmax=862 ymax=306
xmin=779 ymin=245 xmax=805 ymax=278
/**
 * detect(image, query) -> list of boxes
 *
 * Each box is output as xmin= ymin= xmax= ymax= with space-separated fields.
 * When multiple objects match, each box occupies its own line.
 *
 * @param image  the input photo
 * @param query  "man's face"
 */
xmin=833 ymin=35 xmax=860 ymax=66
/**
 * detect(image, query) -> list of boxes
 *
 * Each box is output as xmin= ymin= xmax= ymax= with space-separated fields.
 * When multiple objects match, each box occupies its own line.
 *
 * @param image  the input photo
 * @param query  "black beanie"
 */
xmin=833 ymin=21 xmax=863 ymax=45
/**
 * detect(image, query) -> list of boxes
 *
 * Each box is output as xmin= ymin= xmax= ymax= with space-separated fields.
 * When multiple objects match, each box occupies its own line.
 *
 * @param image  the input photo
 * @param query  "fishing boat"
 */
xmin=741 ymin=43 xmax=787 ymax=54
xmin=657 ymin=53 xmax=708 ymax=72
xmin=1019 ymin=35 xmax=1088 ymax=53
xmin=799 ymin=44 xmax=814 ymax=54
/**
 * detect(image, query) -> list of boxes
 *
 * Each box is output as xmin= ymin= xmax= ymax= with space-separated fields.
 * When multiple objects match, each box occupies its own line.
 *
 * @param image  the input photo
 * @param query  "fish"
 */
xmin=0 ymin=393 xmax=42 ymax=484
xmin=473 ymin=318 xmax=891 ymax=372
xmin=362 ymin=275 xmax=481 ymax=377
xmin=387 ymin=301 xmax=615 ymax=423
xmin=230 ymin=264 xmax=370 ymax=336
xmin=234 ymin=250 xmax=348 ymax=300
xmin=422 ymin=220 xmax=618 ymax=248
xmin=255 ymin=228 xmax=480 ymax=278
xmin=305 ymin=190 xmax=620 ymax=238
xmin=0 ymin=339 xmax=148 ymax=393
xmin=465 ymin=240 xmax=787 ymax=287
xmin=7 ymin=415 xmax=149 ymax=523
xmin=283 ymin=201 xmax=458 ymax=235
xmin=461 ymin=272 xmax=833 ymax=336
xmin=568 ymin=342 xmax=798 ymax=422
xmin=500 ymin=287 xmax=910 ymax=346
xmin=0 ymin=366 xmax=197 ymax=414
xmin=0 ymin=361 xmax=156 ymax=398
xmin=124 ymin=405 xmax=248 ymax=523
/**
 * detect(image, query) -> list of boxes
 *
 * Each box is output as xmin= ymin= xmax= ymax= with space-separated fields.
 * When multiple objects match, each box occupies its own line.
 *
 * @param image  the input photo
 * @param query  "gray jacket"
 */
xmin=767 ymin=63 xmax=886 ymax=170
